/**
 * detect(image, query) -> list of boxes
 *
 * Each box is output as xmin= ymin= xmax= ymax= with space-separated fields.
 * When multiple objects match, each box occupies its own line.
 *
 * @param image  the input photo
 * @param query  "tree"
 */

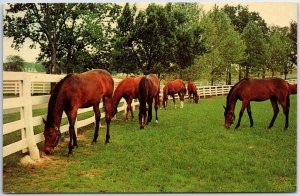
xmin=222 ymin=4 xmax=268 ymax=79
xmin=4 ymin=55 xmax=25 ymax=71
xmin=289 ymin=21 xmax=297 ymax=70
xmin=113 ymin=3 xmax=206 ymax=76
xmin=4 ymin=3 xmax=121 ymax=74
xmin=267 ymin=26 xmax=293 ymax=78
xmin=197 ymin=6 xmax=246 ymax=85
xmin=112 ymin=3 xmax=140 ymax=74
xmin=171 ymin=3 xmax=206 ymax=77
xmin=242 ymin=21 xmax=268 ymax=78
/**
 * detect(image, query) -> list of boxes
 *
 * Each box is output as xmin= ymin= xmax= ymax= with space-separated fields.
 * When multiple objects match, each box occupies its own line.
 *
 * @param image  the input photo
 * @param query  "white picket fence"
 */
xmin=2 ymin=72 xmax=297 ymax=160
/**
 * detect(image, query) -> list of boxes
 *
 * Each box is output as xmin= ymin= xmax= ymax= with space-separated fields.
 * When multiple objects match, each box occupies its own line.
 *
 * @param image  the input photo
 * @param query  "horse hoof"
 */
xmin=105 ymin=140 xmax=110 ymax=144
xmin=67 ymin=151 xmax=73 ymax=157
xmin=91 ymin=140 xmax=97 ymax=145
xmin=155 ymin=120 xmax=158 ymax=124
xmin=140 ymin=126 xmax=144 ymax=129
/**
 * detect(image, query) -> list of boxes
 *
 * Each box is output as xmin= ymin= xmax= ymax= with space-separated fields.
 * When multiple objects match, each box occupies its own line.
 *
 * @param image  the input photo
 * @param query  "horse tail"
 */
xmin=139 ymin=77 xmax=148 ymax=112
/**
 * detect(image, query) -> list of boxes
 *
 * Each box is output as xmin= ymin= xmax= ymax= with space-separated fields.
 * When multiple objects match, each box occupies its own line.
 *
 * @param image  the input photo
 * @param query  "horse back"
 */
xmin=238 ymin=78 xmax=289 ymax=101
xmin=166 ymin=79 xmax=185 ymax=94
xmin=60 ymin=69 xmax=114 ymax=107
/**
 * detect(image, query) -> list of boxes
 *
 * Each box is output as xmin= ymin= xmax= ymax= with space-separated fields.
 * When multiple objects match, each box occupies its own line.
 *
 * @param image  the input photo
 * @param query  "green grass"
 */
xmin=3 ymin=95 xmax=297 ymax=193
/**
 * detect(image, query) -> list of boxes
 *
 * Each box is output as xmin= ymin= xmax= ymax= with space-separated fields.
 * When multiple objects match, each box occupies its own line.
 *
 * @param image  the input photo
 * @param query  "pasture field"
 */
xmin=3 ymin=95 xmax=297 ymax=193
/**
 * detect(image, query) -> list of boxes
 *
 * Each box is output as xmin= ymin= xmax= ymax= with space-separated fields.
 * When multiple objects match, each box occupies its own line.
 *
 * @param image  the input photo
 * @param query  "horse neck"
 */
xmin=47 ymin=96 xmax=64 ymax=128
xmin=112 ymin=86 xmax=124 ymax=108
xmin=226 ymin=88 xmax=238 ymax=112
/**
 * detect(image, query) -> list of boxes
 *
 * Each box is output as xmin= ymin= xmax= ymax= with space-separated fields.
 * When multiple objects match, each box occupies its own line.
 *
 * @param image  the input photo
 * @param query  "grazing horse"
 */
xmin=138 ymin=74 xmax=160 ymax=129
xmin=162 ymin=79 xmax=186 ymax=109
xmin=43 ymin=69 xmax=114 ymax=156
xmin=112 ymin=75 xmax=143 ymax=121
xmin=289 ymin=83 xmax=297 ymax=94
xmin=224 ymin=78 xmax=290 ymax=129
xmin=187 ymin=81 xmax=199 ymax=103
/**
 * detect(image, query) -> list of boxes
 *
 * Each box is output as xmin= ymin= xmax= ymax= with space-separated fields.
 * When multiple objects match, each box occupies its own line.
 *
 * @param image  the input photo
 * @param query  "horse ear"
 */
xmin=43 ymin=118 xmax=47 ymax=124
xmin=223 ymin=106 xmax=226 ymax=110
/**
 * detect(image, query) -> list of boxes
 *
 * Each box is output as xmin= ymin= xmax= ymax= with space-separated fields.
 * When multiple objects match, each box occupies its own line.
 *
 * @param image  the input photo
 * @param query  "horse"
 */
xmin=162 ymin=79 xmax=186 ymax=109
xmin=224 ymin=78 xmax=290 ymax=130
xmin=43 ymin=69 xmax=114 ymax=156
xmin=289 ymin=83 xmax=297 ymax=94
xmin=138 ymin=74 xmax=160 ymax=129
xmin=187 ymin=81 xmax=199 ymax=103
xmin=112 ymin=75 xmax=143 ymax=121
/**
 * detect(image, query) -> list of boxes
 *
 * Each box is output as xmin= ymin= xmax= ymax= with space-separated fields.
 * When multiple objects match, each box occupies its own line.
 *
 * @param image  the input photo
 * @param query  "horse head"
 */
xmin=195 ymin=95 xmax=199 ymax=103
xmin=223 ymin=106 xmax=235 ymax=129
xmin=162 ymin=97 xmax=168 ymax=109
xmin=43 ymin=118 xmax=61 ymax=155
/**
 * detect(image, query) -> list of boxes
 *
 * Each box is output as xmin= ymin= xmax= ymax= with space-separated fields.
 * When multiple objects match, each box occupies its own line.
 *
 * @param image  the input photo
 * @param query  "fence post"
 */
xmin=23 ymin=75 xmax=40 ymax=161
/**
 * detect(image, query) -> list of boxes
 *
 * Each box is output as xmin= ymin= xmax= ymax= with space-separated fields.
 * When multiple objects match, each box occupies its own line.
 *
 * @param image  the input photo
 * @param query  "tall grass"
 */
xmin=3 ymin=95 xmax=297 ymax=193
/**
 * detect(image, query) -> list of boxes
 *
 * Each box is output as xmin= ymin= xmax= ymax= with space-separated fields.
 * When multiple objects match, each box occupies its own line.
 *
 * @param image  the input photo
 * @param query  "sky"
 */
xmin=2 ymin=1 xmax=298 ymax=63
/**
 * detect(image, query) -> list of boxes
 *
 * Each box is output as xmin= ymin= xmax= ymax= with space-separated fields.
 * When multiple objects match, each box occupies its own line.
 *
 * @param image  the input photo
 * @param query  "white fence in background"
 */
xmin=2 ymin=71 xmax=297 ymax=160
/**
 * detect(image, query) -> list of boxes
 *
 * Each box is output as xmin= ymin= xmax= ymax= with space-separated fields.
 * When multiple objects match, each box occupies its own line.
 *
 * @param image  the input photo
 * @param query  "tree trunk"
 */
xmin=228 ymin=72 xmax=231 ymax=85
xmin=238 ymin=65 xmax=242 ymax=81
xmin=50 ymin=43 xmax=57 ymax=74
xmin=262 ymin=68 xmax=266 ymax=78
xmin=245 ymin=65 xmax=250 ymax=78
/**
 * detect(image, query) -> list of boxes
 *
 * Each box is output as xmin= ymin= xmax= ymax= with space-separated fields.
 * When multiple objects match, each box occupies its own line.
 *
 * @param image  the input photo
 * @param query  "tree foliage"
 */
xmin=4 ymin=3 xmax=121 ymax=74
xmin=4 ymin=55 xmax=25 ymax=71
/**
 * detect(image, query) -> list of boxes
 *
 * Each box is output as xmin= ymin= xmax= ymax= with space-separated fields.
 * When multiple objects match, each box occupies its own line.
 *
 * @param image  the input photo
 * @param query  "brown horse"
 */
xmin=43 ymin=69 xmax=114 ymax=156
xmin=224 ymin=78 xmax=290 ymax=129
xmin=112 ymin=75 xmax=143 ymax=121
xmin=187 ymin=81 xmax=199 ymax=103
xmin=162 ymin=79 xmax=186 ymax=109
xmin=138 ymin=74 xmax=160 ymax=129
xmin=289 ymin=83 xmax=297 ymax=94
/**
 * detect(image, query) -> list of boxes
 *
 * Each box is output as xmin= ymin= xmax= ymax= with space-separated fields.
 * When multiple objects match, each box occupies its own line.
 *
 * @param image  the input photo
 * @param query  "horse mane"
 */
xmin=47 ymin=73 xmax=74 ymax=124
xmin=226 ymin=78 xmax=249 ymax=108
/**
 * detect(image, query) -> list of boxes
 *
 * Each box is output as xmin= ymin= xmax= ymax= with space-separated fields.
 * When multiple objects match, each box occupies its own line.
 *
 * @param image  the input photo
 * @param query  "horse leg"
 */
xmin=278 ymin=95 xmax=290 ymax=129
xmin=179 ymin=92 xmax=184 ymax=108
xmin=146 ymin=99 xmax=153 ymax=125
xmin=235 ymin=101 xmax=248 ymax=129
xmin=268 ymin=98 xmax=279 ymax=129
xmin=103 ymin=95 xmax=112 ymax=144
xmin=92 ymin=103 xmax=101 ymax=144
xmin=172 ymin=94 xmax=176 ymax=109
xmin=127 ymin=97 xmax=134 ymax=120
xmin=246 ymin=103 xmax=254 ymax=127
xmin=155 ymin=94 xmax=159 ymax=123
xmin=66 ymin=108 xmax=78 ymax=156
xmin=124 ymin=97 xmax=129 ymax=122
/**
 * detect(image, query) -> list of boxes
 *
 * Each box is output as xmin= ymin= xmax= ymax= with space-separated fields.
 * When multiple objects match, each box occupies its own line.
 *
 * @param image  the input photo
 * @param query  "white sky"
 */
xmin=2 ymin=1 xmax=298 ymax=62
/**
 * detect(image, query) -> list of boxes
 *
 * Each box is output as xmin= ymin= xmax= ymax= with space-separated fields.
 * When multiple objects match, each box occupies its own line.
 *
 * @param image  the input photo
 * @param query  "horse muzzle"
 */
xmin=44 ymin=146 xmax=54 ymax=155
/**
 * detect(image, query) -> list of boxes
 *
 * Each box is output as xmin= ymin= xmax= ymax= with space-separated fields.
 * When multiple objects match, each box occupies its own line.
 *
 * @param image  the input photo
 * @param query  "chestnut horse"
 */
xmin=289 ymin=83 xmax=297 ymax=94
xmin=162 ymin=79 xmax=186 ymax=109
xmin=112 ymin=76 xmax=143 ymax=121
xmin=187 ymin=81 xmax=199 ymax=103
xmin=138 ymin=74 xmax=160 ymax=129
xmin=43 ymin=69 xmax=114 ymax=156
xmin=224 ymin=78 xmax=290 ymax=129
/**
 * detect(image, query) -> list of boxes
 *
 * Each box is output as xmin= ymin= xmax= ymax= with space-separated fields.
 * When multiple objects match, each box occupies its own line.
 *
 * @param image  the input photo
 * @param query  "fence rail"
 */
xmin=2 ymin=71 xmax=297 ymax=160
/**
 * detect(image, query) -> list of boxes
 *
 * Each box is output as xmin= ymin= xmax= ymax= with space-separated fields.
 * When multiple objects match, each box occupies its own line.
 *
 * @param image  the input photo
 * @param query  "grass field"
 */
xmin=3 ymin=95 xmax=297 ymax=193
